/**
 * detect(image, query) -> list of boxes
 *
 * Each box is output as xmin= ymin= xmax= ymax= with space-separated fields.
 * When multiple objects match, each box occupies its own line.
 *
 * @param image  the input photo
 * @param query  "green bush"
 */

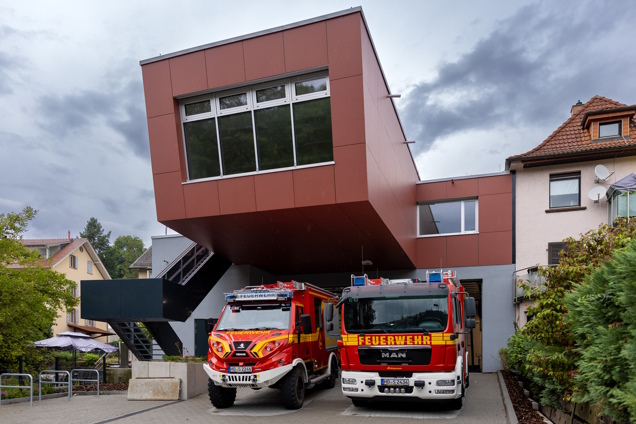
xmin=565 ymin=239 xmax=636 ymax=423
xmin=81 ymin=353 xmax=100 ymax=366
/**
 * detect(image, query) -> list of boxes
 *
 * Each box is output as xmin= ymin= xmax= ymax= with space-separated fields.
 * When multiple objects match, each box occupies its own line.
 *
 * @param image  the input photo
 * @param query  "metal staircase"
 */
xmin=158 ymin=242 xmax=214 ymax=286
xmin=109 ymin=322 xmax=153 ymax=361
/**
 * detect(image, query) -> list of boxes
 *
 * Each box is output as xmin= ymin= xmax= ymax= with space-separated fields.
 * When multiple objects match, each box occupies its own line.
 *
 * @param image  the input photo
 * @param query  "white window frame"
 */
xmin=179 ymin=71 xmax=333 ymax=182
xmin=417 ymin=199 xmax=479 ymax=237
xmin=87 ymin=260 xmax=93 ymax=275
xmin=69 ymin=255 xmax=78 ymax=269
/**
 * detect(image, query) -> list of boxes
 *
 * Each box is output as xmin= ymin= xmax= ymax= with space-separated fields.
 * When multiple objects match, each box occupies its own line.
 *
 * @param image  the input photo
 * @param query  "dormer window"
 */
xmin=599 ymin=121 xmax=621 ymax=138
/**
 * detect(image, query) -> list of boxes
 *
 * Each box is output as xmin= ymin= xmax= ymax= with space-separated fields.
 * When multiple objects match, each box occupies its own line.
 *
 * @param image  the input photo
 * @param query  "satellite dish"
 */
xmin=588 ymin=186 xmax=607 ymax=203
xmin=595 ymin=164 xmax=611 ymax=181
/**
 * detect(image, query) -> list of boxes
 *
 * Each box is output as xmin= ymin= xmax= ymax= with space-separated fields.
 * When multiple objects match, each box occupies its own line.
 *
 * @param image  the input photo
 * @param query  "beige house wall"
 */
xmin=51 ymin=244 xmax=110 ymax=343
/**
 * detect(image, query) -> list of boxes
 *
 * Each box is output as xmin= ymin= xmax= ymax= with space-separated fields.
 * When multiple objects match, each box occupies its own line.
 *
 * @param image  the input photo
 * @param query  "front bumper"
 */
xmin=341 ymin=370 xmax=462 ymax=400
xmin=203 ymin=363 xmax=294 ymax=388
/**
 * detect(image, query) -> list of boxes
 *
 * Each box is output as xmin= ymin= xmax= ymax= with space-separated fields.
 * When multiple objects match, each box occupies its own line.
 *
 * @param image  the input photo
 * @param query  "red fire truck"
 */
xmin=325 ymin=270 xmax=476 ymax=409
xmin=203 ymin=281 xmax=340 ymax=409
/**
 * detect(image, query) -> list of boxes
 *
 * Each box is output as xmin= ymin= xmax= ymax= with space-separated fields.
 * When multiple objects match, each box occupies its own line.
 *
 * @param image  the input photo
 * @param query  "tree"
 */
xmin=103 ymin=235 xmax=145 ymax=279
xmin=0 ymin=207 xmax=78 ymax=365
xmin=80 ymin=217 xmax=111 ymax=258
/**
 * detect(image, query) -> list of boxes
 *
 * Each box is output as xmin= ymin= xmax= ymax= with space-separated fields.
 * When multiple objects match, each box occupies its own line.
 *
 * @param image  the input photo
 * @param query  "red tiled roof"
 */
xmin=22 ymin=238 xmax=70 ymax=246
xmin=17 ymin=237 xmax=88 ymax=268
xmin=507 ymin=96 xmax=636 ymax=166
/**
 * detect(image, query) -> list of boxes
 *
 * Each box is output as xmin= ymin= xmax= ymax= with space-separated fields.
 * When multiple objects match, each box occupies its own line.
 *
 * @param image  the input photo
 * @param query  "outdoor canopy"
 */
xmin=606 ymin=173 xmax=636 ymax=199
xmin=33 ymin=331 xmax=117 ymax=353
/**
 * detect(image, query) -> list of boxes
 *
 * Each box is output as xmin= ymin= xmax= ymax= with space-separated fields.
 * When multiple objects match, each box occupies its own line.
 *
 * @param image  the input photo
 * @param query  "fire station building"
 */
xmin=85 ymin=7 xmax=514 ymax=373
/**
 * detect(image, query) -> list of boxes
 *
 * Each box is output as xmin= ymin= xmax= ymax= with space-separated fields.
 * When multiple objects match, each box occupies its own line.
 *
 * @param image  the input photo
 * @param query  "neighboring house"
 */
xmin=129 ymin=246 xmax=152 ymax=279
xmin=20 ymin=236 xmax=113 ymax=341
xmin=507 ymin=96 xmax=636 ymax=326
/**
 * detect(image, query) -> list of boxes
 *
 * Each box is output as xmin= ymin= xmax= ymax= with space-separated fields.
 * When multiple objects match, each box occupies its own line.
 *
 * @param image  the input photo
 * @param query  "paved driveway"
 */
xmin=0 ymin=373 xmax=507 ymax=424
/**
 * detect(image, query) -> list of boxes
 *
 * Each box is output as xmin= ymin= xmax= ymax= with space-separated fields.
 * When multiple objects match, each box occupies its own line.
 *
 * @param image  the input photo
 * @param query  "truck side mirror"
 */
xmin=300 ymin=314 xmax=313 ymax=334
xmin=324 ymin=302 xmax=334 ymax=322
xmin=465 ymin=297 xmax=476 ymax=318
xmin=326 ymin=322 xmax=333 ymax=331
xmin=465 ymin=318 xmax=476 ymax=329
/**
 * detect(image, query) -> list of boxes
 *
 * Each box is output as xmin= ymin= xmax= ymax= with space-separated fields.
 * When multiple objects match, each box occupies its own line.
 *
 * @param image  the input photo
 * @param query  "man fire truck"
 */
xmin=203 ymin=281 xmax=340 ymax=409
xmin=325 ymin=270 xmax=476 ymax=409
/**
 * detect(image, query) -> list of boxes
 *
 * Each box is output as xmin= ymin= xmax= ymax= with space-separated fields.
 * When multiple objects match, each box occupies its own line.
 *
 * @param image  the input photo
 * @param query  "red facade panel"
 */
xmin=147 ymin=114 xmax=182 ymax=175
xmin=243 ymin=32 xmax=286 ymax=81
xmin=416 ymin=237 xmax=447 ymax=269
xmin=334 ymin=144 xmax=368 ymax=204
xmin=254 ymin=171 xmax=295 ymax=211
xmin=446 ymin=178 xmax=478 ymax=198
xmin=183 ymin=181 xmax=220 ymax=218
xmin=283 ymin=22 xmax=328 ymax=73
xmin=416 ymin=181 xmax=447 ymax=202
xmin=293 ymin=166 xmax=336 ymax=208
xmin=479 ymin=175 xmax=513 ymax=195
xmin=326 ymin=14 xmax=363 ymax=81
xmin=218 ymin=177 xmax=257 ymax=215
xmin=153 ymin=172 xmax=186 ymax=221
xmin=205 ymin=42 xmax=246 ymax=89
xmin=169 ymin=51 xmax=207 ymax=97
xmin=479 ymin=231 xmax=513 ymax=265
xmin=447 ymin=234 xmax=479 ymax=267
xmin=479 ymin=193 xmax=513 ymax=234
xmin=330 ymin=75 xmax=365 ymax=147
xmin=142 ymin=61 xmax=174 ymax=118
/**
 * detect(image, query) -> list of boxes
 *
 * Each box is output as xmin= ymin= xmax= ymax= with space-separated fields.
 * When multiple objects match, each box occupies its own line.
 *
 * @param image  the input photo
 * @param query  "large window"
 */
xmin=181 ymin=72 xmax=333 ymax=181
xmin=599 ymin=121 xmax=622 ymax=138
xmin=418 ymin=199 xmax=478 ymax=236
xmin=549 ymin=172 xmax=580 ymax=208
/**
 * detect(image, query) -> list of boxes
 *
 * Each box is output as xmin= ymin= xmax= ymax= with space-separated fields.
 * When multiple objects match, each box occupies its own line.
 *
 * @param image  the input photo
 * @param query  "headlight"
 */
xmin=436 ymin=379 xmax=455 ymax=386
xmin=342 ymin=378 xmax=357 ymax=385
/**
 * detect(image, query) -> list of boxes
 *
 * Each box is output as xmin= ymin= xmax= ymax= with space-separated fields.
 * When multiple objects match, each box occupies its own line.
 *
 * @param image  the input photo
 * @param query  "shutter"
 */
xmin=548 ymin=242 xmax=566 ymax=265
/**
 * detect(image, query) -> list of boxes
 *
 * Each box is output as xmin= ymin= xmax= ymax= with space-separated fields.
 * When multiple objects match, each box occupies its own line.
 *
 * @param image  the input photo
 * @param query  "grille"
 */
xmin=226 ymin=374 xmax=253 ymax=383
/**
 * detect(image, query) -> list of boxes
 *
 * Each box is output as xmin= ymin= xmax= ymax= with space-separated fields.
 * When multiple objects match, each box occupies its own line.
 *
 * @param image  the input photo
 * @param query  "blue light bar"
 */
xmin=353 ymin=276 xmax=367 ymax=286
xmin=428 ymin=272 xmax=442 ymax=283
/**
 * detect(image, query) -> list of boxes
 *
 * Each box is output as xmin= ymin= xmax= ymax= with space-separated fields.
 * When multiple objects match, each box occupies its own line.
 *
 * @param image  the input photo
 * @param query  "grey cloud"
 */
xmin=402 ymin=1 xmax=636 ymax=154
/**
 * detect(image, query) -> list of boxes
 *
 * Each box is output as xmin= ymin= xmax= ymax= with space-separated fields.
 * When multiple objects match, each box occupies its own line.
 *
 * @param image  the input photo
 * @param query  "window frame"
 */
xmin=69 ymin=254 xmax=78 ymax=269
xmin=87 ymin=260 xmax=93 ymax=275
xmin=549 ymin=172 xmax=581 ymax=209
xmin=417 ymin=198 xmax=479 ymax=237
xmin=598 ymin=120 xmax=622 ymax=139
xmin=179 ymin=71 xmax=333 ymax=182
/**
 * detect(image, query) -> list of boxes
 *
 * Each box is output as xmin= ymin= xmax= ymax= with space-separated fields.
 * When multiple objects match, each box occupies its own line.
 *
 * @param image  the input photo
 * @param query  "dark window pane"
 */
xmin=185 ymin=100 xmax=211 ymax=116
xmin=218 ymin=112 xmax=256 ymax=175
xmin=550 ymin=177 xmax=579 ymax=207
xmin=419 ymin=202 xmax=461 ymax=235
xmin=256 ymin=85 xmax=286 ymax=103
xmin=464 ymin=200 xmax=476 ymax=231
xmin=184 ymin=119 xmax=220 ymax=179
xmin=255 ymin=105 xmax=294 ymax=170
xmin=293 ymin=98 xmax=333 ymax=165
xmin=295 ymin=77 xmax=328 ymax=95
xmin=599 ymin=122 xmax=620 ymax=137
xmin=220 ymin=93 xmax=247 ymax=110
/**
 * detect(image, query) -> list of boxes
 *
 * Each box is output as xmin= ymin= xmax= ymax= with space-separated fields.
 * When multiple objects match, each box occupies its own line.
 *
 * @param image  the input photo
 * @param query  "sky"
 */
xmin=1 ymin=0 xmax=635 ymax=247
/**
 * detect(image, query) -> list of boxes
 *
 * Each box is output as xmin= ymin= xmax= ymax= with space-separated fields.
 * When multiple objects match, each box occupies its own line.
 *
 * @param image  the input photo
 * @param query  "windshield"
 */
xmin=216 ymin=304 xmax=291 ymax=331
xmin=343 ymin=296 xmax=449 ymax=333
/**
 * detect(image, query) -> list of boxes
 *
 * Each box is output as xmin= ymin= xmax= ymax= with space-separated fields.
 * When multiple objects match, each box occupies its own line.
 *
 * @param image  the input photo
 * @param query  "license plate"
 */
xmin=381 ymin=378 xmax=409 ymax=386
xmin=228 ymin=366 xmax=252 ymax=373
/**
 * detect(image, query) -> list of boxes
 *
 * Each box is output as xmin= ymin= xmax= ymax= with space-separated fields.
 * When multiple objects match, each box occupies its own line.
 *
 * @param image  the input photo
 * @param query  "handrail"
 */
xmin=38 ymin=370 xmax=71 ymax=401
xmin=71 ymin=369 xmax=100 ymax=396
xmin=0 ymin=373 xmax=33 ymax=408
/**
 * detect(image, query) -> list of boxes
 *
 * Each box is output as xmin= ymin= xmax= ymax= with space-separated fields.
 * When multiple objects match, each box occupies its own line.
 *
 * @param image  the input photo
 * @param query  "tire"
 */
xmin=351 ymin=398 xmax=369 ymax=407
xmin=208 ymin=379 xmax=236 ymax=408
xmin=318 ymin=357 xmax=338 ymax=389
xmin=281 ymin=366 xmax=306 ymax=409
xmin=448 ymin=396 xmax=462 ymax=410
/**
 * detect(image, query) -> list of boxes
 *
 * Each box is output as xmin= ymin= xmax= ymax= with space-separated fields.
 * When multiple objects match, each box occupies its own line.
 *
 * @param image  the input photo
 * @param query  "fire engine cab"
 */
xmin=325 ymin=271 xmax=476 ymax=409
xmin=203 ymin=281 xmax=340 ymax=409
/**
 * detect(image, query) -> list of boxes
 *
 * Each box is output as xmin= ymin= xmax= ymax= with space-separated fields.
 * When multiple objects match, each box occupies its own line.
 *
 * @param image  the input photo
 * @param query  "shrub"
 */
xmin=82 ymin=353 xmax=100 ymax=366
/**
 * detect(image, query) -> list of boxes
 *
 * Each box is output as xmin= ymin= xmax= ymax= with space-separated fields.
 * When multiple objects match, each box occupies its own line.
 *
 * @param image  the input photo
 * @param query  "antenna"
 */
xmin=587 ymin=186 xmax=607 ymax=203
xmin=594 ymin=164 xmax=613 ymax=183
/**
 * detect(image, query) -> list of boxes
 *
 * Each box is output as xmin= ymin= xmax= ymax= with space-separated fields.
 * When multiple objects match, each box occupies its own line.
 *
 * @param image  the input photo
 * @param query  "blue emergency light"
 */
xmin=428 ymin=272 xmax=442 ymax=283
xmin=353 ymin=276 xmax=367 ymax=286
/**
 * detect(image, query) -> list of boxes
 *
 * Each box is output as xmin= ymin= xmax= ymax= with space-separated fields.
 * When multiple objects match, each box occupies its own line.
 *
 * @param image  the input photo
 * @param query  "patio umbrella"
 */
xmin=34 ymin=331 xmax=117 ymax=370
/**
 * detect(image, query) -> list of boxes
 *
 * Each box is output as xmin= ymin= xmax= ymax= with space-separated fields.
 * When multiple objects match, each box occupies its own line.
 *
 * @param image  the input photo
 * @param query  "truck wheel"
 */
xmin=351 ymin=398 xmax=369 ymax=407
xmin=448 ymin=396 xmax=462 ymax=410
xmin=319 ymin=357 xmax=338 ymax=389
xmin=281 ymin=366 xmax=305 ymax=409
xmin=208 ymin=379 xmax=236 ymax=408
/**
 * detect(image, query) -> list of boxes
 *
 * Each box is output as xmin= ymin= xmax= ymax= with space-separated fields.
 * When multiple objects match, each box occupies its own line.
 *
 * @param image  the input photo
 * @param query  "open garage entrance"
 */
xmin=461 ymin=279 xmax=482 ymax=372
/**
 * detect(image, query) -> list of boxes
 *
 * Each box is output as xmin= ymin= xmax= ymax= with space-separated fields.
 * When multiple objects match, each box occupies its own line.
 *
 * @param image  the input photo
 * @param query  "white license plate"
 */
xmin=382 ymin=378 xmax=409 ymax=386
xmin=229 ymin=366 xmax=252 ymax=373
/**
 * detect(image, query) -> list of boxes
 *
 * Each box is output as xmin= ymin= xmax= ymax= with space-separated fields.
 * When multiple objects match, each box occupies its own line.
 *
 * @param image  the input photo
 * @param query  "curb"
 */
xmin=497 ymin=370 xmax=519 ymax=424
xmin=0 ymin=390 xmax=127 ymax=405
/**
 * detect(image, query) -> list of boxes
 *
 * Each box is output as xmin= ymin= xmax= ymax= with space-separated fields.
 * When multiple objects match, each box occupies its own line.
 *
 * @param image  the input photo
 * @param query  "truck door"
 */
xmin=313 ymin=298 xmax=327 ymax=370
xmin=295 ymin=305 xmax=311 ymax=363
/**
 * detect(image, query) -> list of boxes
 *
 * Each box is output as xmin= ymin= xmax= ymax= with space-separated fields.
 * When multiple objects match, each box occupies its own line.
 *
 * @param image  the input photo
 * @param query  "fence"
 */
xmin=0 ymin=373 xmax=33 ymax=408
